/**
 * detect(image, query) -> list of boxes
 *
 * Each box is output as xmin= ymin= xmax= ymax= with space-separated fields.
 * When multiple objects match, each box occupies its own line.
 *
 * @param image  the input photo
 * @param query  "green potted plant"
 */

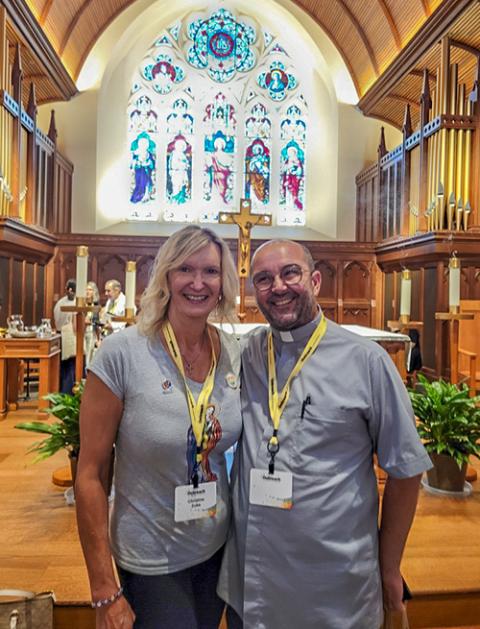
xmin=15 ymin=384 xmax=83 ymax=468
xmin=409 ymin=374 xmax=480 ymax=493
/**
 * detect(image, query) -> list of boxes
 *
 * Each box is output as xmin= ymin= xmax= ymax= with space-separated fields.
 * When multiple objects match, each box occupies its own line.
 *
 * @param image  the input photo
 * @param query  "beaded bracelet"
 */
xmin=91 ymin=586 xmax=123 ymax=609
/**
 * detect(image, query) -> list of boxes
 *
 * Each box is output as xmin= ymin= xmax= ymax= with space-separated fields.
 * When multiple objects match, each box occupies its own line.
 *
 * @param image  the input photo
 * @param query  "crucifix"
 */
xmin=219 ymin=198 xmax=272 ymax=320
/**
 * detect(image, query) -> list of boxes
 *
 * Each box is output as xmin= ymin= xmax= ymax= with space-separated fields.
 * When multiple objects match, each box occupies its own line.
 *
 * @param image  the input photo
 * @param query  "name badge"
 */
xmin=174 ymin=481 xmax=217 ymax=522
xmin=249 ymin=468 xmax=293 ymax=509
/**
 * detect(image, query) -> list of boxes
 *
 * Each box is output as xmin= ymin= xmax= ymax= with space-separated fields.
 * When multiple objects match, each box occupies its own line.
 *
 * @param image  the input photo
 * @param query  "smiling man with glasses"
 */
xmin=219 ymin=239 xmax=432 ymax=629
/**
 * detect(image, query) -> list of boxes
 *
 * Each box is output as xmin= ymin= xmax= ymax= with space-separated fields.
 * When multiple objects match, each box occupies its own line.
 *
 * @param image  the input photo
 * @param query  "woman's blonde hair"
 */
xmin=137 ymin=225 xmax=238 ymax=338
xmin=86 ymin=281 xmax=100 ymax=304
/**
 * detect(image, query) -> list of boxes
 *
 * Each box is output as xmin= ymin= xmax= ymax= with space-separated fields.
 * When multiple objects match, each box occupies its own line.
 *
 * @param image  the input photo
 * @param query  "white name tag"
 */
xmin=174 ymin=481 xmax=217 ymax=522
xmin=249 ymin=468 xmax=293 ymax=509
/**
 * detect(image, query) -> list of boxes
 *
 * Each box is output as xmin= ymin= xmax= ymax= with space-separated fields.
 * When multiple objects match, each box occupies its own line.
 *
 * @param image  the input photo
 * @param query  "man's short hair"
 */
xmin=66 ymin=279 xmax=76 ymax=291
xmin=252 ymin=240 xmax=315 ymax=271
xmin=105 ymin=279 xmax=122 ymax=291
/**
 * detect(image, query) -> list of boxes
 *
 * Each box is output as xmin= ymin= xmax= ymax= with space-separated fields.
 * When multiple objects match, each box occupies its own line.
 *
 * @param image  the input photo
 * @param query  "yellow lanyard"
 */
xmin=266 ymin=313 xmax=327 ymax=472
xmin=163 ymin=321 xmax=217 ymax=486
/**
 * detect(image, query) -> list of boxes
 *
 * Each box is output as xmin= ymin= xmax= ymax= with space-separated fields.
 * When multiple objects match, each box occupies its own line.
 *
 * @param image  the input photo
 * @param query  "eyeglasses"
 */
xmin=252 ymin=264 xmax=311 ymax=292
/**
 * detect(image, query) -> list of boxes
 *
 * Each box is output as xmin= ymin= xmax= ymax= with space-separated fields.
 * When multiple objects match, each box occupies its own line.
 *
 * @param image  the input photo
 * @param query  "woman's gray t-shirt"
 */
xmin=89 ymin=324 xmax=242 ymax=575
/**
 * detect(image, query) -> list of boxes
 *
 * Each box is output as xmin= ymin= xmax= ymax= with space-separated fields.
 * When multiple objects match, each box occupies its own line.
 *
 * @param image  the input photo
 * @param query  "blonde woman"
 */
xmin=85 ymin=281 xmax=100 ymax=367
xmin=75 ymin=226 xmax=242 ymax=629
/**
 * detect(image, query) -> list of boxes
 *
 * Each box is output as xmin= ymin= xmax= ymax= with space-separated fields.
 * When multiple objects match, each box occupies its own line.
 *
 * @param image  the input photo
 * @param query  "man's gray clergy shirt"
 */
xmin=218 ymin=313 xmax=432 ymax=629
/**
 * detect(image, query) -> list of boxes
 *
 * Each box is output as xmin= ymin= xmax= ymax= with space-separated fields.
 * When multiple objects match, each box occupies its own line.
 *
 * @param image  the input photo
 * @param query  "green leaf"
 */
xmin=15 ymin=382 xmax=83 ymax=462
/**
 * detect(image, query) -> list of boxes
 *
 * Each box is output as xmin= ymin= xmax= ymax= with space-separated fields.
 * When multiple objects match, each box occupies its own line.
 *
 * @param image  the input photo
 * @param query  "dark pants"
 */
xmin=59 ymin=357 xmax=75 ymax=394
xmin=117 ymin=548 xmax=225 ymax=629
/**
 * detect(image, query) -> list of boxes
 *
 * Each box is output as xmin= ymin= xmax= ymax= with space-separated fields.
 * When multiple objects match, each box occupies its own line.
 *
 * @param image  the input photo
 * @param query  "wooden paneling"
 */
xmin=0 ymin=218 xmax=55 ymax=326
xmin=52 ymin=236 xmax=378 ymax=328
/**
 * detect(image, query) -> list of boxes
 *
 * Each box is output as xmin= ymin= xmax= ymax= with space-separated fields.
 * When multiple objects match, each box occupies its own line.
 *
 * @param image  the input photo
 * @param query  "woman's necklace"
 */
xmin=180 ymin=334 xmax=206 ymax=376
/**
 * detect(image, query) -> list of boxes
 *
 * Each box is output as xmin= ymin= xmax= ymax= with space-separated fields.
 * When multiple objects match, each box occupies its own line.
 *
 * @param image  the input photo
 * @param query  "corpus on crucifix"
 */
xmin=219 ymin=198 xmax=272 ymax=320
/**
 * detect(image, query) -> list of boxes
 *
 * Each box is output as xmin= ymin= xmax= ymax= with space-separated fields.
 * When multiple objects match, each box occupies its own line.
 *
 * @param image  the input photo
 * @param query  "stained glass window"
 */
xmin=164 ymin=99 xmax=194 ymax=221
xmin=142 ymin=53 xmax=185 ymax=95
xmin=244 ymin=103 xmax=271 ymax=211
xmin=279 ymin=103 xmax=307 ymax=225
xmin=257 ymin=61 xmax=297 ymax=102
xmin=126 ymin=7 xmax=308 ymax=226
xmin=186 ymin=8 xmax=257 ymax=83
xmin=202 ymin=93 xmax=237 ymax=222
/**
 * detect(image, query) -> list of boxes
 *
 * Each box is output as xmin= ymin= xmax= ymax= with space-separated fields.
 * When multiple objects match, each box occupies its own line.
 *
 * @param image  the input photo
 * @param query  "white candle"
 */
xmin=399 ymin=269 xmax=411 ymax=318
xmin=125 ymin=261 xmax=136 ymax=310
xmin=449 ymin=256 xmax=460 ymax=311
xmin=76 ymin=246 xmax=88 ymax=300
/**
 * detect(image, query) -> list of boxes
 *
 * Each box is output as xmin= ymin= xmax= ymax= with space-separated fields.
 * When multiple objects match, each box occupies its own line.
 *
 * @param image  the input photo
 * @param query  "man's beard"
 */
xmin=257 ymin=291 xmax=317 ymax=330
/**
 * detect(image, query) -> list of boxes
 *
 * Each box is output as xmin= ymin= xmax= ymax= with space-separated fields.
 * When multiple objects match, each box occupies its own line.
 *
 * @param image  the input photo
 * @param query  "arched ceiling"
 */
xmin=7 ymin=0 xmax=480 ymax=128
xmin=24 ymin=0 xmax=442 ymax=95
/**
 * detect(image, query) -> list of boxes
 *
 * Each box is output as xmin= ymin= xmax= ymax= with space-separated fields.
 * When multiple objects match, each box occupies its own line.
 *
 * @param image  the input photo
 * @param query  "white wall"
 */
xmin=38 ymin=0 xmax=401 ymax=241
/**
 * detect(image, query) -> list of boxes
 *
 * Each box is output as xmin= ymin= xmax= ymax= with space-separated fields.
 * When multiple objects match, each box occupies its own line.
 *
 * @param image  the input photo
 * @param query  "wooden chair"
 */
xmin=17 ymin=359 xmax=40 ymax=400
xmin=459 ymin=300 xmax=480 ymax=396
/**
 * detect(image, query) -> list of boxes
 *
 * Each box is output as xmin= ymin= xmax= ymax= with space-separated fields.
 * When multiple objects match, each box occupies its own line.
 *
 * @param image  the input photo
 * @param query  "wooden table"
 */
xmin=0 ymin=335 xmax=61 ymax=416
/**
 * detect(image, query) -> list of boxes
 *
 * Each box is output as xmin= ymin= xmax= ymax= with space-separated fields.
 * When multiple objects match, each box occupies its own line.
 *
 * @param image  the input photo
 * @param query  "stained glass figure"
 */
xmin=203 ymin=93 xmax=236 ymax=209
xmin=187 ymin=8 xmax=257 ymax=83
xmin=257 ymin=61 xmax=297 ymax=101
xmin=244 ymin=102 xmax=271 ymax=210
xmin=166 ymin=134 xmax=192 ymax=204
xmin=130 ymin=132 xmax=156 ymax=204
xmin=204 ymin=131 xmax=235 ymax=205
xmin=280 ymin=140 xmax=304 ymax=213
xmin=142 ymin=53 xmax=185 ymax=94
xmin=129 ymin=95 xmax=158 ymax=133
xmin=245 ymin=139 xmax=270 ymax=207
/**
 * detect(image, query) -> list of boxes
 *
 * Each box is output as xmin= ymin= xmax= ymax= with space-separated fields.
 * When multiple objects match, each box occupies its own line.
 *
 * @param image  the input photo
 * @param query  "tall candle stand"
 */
xmin=434 ymin=308 xmax=474 ymax=386
xmin=53 ymin=299 xmax=100 ymax=489
xmin=60 ymin=299 xmax=101 ymax=386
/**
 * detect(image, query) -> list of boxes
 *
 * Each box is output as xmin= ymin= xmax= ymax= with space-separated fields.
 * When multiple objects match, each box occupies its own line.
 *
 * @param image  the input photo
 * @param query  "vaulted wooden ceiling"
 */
xmin=4 ymin=0 xmax=480 ymax=128
xmin=23 ymin=0 xmax=444 ymax=95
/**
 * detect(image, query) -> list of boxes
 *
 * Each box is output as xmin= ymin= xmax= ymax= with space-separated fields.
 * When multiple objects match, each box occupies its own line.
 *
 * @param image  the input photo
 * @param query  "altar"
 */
xmin=0 ymin=335 xmax=61 ymax=417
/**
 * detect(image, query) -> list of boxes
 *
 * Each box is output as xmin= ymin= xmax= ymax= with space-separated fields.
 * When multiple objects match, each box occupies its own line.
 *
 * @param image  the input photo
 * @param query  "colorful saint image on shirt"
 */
xmin=186 ymin=404 xmax=222 ymax=483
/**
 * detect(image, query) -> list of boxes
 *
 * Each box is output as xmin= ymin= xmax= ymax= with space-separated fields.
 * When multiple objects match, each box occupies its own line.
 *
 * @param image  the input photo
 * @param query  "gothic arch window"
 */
xmin=126 ymin=7 xmax=308 ymax=226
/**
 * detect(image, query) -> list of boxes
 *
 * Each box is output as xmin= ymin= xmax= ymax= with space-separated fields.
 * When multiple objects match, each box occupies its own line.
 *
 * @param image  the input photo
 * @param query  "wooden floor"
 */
xmin=1 ymin=401 xmax=479 ymax=629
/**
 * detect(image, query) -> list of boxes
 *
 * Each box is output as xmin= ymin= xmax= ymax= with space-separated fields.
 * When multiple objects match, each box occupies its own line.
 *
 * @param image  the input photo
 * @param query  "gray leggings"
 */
xmin=117 ymin=548 xmax=225 ymax=629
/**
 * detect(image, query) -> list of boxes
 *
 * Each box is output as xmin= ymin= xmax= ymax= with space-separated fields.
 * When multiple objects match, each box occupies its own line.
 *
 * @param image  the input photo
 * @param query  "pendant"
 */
xmin=184 ymin=359 xmax=194 ymax=374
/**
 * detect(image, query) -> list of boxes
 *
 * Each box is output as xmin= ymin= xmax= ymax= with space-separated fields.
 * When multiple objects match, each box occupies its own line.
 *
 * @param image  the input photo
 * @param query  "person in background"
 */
xmin=100 ymin=279 xmax=126 ymax=336
xmin=219 ymin=239 xmax=432 ymax=629
xmin=75 ymin=226 xmax=242 ymax=629
xmin=85 ymin=281 xmax=101 ymax=368
xmin=53 ymin=279 xmax=76 ymax=394
xmin=407 ymin=329 xmax=423 ymax=388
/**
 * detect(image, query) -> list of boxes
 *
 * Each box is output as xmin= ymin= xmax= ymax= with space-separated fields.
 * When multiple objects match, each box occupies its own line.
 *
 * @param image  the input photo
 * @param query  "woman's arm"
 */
xmin=75 ymin=372 xmax=135 ymax=628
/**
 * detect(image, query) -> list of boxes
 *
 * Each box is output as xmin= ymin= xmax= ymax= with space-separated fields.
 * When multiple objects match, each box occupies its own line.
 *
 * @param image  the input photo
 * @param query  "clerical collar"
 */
xmin=270 ymin=308 xmax=322 ymax=344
